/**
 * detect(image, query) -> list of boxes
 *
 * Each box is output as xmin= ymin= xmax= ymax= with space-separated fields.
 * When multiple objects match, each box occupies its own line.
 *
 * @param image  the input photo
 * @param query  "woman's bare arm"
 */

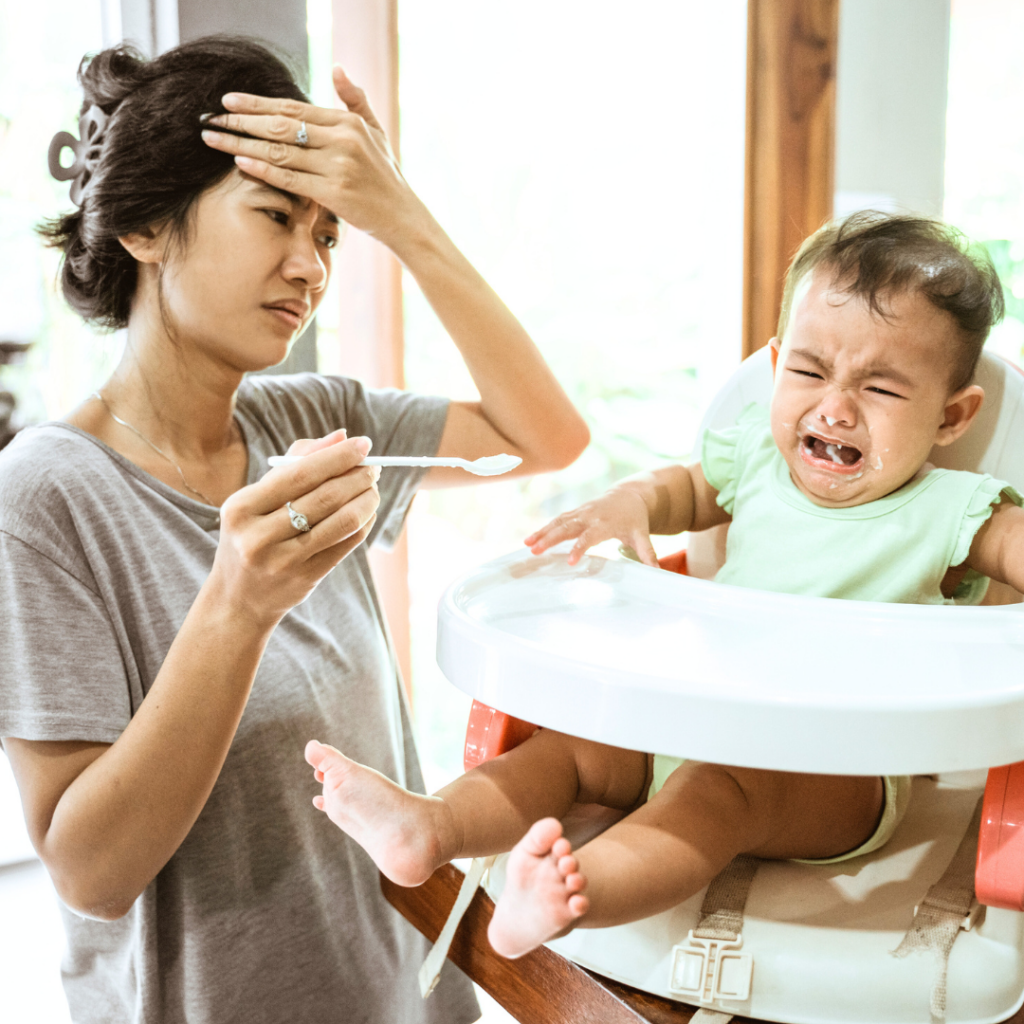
xmin=3 ymin=435 xmax=378 ymax=920
xmin=5 ymin=591 xmax=272 ymax=920
xmin=202 ymin=70 xmax=590 ymax=487
xmin=392 ymin=224 xmax=590 ymax=486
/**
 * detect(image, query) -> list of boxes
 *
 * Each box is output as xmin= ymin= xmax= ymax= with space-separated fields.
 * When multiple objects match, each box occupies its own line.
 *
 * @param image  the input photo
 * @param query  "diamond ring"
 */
xmin=286 ymin=500 xmax=311 ymax=533
xmin=295 ymin=121 xmax=309 ymax=147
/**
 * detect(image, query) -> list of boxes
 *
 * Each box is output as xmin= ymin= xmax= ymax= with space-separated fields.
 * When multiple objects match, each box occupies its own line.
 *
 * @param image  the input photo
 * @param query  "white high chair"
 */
xmin=437 ymin=348 xmax=1024 ymax=1024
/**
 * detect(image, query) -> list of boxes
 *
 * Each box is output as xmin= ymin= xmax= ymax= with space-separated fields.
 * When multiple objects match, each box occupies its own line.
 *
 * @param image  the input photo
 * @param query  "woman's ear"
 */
xmin=769 ymin=337 xmax=780 ymax=377
xmin=118 ymin=224 xmax=167 ymax=265
xmin=934 ymin=384 xmax=985 ymax=447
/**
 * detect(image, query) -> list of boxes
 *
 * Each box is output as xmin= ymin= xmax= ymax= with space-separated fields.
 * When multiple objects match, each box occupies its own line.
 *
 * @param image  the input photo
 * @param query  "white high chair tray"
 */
xmin=437 ymin=548 xmax=1024 ymax=775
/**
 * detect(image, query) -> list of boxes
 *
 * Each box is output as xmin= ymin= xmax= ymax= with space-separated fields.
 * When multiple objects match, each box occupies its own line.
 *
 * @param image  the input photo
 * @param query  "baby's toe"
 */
xmin=556 ymin=853 xmax=578 ymax=878
xmin=552 ymin=836 xmax=572 ymax=860
xmin=524 ymin=817 xmax=563 ymax=855
xmin=568 ymin=893 xmax=589 ymax=917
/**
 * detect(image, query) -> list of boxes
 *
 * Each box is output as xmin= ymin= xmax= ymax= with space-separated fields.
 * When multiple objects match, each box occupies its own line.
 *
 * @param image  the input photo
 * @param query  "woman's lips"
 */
xmin=264 ymin=305 xmax=303 ymax=331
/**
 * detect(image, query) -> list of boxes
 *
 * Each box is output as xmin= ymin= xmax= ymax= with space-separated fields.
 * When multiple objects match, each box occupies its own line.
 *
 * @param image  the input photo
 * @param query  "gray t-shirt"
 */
xmin=0 ymin=374 xmax=478 ymax=1024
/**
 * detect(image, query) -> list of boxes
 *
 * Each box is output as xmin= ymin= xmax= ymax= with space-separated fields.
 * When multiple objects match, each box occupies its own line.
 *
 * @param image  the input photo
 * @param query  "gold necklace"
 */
xmin=91 ymin=390 xmax=219 ymax=507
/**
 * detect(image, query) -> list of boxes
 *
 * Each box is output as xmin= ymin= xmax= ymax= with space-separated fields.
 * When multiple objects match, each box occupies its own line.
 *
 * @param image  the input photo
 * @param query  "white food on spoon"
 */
xmin=266 ymin=452 xmax=522 ymax=476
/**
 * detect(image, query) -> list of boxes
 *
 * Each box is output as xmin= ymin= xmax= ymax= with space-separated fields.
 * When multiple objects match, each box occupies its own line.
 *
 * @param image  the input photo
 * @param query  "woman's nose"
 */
xmin=283 ymin=231 xmax=327 ymax=291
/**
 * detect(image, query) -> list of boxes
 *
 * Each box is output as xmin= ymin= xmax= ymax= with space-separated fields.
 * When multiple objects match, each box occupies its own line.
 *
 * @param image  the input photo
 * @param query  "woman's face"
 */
xmin=153 ymin=169 xmax=341 ymax=371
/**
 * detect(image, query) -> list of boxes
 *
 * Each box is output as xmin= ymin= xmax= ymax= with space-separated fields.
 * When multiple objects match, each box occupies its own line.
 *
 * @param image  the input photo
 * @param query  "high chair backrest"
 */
xmin=685 ymin=347 xmax=1024 ymax=593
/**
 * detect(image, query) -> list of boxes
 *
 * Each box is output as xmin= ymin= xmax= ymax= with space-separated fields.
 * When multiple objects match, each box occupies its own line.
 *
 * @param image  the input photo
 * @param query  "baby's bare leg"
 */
xmin=488 ymin=762 xmax=883 ymax=956
xmin=573 ymin=761 xmax=884 ymax=928
xmin=438 ymin=728 xmax=650 ymax=855
xmin=304 ymin=731 xmax=649 ymax=887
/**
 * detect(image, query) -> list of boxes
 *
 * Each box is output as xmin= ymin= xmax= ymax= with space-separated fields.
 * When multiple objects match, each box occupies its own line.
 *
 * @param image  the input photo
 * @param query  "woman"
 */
xmin=0 ymin=37 xmax=588 ymax=1024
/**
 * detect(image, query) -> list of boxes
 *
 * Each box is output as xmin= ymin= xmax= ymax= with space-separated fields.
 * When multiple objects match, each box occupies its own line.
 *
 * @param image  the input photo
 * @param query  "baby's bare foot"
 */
xmin=488 ymin=818 xmax=589 ymax=958
xmin=305 ymin=739 xmax=456 ymax=886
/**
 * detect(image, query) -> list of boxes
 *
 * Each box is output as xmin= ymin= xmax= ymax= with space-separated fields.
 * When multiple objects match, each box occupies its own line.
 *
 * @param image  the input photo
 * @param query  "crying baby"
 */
xmin=305 ymin=212 xmax=1024 ymax=960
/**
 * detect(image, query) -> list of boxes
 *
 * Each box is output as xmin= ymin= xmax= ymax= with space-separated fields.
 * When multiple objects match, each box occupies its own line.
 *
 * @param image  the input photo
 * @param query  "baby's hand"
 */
xmin=524 ymin=488 xmax=658 ymax=567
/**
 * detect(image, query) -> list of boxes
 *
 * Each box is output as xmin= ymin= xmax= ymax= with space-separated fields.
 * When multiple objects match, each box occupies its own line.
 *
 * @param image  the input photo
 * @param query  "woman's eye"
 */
xmin=264 ymin=209 xmax=289 ymax=225
xmin=320 ymin=234 xmax=339 ymax=250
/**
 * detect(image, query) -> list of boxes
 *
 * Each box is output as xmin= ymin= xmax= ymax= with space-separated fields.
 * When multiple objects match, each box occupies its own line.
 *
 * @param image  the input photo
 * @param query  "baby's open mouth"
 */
xmin=802 ymin=434 xmax=863 ymax=467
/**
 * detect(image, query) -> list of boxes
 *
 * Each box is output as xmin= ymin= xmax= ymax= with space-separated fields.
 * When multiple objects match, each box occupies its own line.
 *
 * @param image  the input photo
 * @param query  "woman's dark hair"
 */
xmin=777 ymin=211 xmax=1006 ymax=392
xmin=39 ymin=37 xmax=309 ymax=328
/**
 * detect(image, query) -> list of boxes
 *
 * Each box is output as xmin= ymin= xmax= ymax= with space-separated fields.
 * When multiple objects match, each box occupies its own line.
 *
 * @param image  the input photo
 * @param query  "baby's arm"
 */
xmin=964 ymin=499 xmax=1024 ymax=593
xmin=525 ymin=463 xmax=731 ymax=567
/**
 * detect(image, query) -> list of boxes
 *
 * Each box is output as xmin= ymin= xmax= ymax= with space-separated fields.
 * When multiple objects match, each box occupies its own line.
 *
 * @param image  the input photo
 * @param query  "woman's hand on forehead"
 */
xmin=201 ymin=66 xmax=422 ymax=245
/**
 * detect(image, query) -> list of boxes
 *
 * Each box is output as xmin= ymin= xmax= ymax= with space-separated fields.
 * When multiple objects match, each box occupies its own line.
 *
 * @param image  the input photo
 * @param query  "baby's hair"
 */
xmin=38 ymin=36 xmax=308 ymax=329
xmin=777 ymin=211 xmax=1005 ymax=392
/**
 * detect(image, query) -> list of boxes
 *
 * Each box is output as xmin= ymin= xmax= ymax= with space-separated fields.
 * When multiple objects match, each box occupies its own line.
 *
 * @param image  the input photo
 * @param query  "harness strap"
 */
xmin=690 ymin=1010 xmax=734 ymax=1023
xmin=891 ymin=797 xmax=983 ymax=1024
xmin=694 ymin=855 xmax=760 ymax=942
xmin=668 ymin=855 xmax=759 ymax=1015
xmin=419 ymin=855 xmax=496 ymax=998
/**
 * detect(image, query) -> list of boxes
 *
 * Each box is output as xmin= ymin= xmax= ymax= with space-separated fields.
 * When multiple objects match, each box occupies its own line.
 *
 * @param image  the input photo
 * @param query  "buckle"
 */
xmin=669 ymin=930 xmax=753 ymax=1004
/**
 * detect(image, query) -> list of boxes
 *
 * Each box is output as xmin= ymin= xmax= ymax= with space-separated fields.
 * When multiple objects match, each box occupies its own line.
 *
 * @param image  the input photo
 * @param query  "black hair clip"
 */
xmin=48 ymin=105 xmax=109 ymax=207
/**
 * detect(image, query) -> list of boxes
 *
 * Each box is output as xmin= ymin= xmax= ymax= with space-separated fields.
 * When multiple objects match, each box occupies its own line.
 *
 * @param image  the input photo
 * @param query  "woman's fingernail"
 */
xmin=353 ymin=436 xmax=372 ymax=455
xmin=199 ymin=112 xmax=215 ymax=124
xmin=222 ymin=92 xmax=241 ymax=105
xmin=201 ymin=130 xmax=219 ymax=143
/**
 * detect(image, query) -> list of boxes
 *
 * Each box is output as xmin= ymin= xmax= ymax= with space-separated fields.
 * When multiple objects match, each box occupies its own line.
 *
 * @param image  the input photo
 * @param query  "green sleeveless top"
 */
xmin=703 ymin=405 xmax=1023 ymax=605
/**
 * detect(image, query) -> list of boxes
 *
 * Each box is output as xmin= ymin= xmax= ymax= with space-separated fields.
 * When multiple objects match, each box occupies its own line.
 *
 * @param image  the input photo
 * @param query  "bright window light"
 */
xmin=398 ymin=0 xmax=748 ymax=781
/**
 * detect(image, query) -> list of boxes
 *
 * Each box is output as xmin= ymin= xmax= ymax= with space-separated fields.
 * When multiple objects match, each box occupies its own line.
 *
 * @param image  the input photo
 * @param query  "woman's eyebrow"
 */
xmin=249 ymin=182 xmax=339 ymax=224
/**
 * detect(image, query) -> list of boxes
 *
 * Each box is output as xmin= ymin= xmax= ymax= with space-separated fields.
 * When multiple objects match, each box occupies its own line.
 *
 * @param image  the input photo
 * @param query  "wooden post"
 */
xmin=330 ymin=0 xmax=413 ymax=696
xmin=742 ymin=0 xmax=840 ymax=358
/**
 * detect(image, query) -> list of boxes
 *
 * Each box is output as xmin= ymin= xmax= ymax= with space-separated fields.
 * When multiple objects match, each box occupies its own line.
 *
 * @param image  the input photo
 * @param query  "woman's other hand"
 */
xmin=525 ymin=488 xmax=659 ymax=568
xmin=212 ymin=431 xmax=380 ymax=626
xmin=200 ymin=67 xmax=420 ymax=246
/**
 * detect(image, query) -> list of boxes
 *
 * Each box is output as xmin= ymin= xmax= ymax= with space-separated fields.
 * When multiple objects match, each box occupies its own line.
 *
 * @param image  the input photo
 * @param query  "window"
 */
xmin=945 ymin=0 xmax=1024 ymax=366
xmin=0 ymin=0 xmax=115 ymax=427
xmin=398 ymin=1 xmax=748 ymax=781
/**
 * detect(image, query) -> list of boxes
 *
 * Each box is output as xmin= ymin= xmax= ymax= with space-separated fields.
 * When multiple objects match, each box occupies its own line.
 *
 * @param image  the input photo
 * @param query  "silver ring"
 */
xmin=295 ymin=121 xmax=309 ymax=147
xmin=286 ymin=500 xmax=311 ymax=533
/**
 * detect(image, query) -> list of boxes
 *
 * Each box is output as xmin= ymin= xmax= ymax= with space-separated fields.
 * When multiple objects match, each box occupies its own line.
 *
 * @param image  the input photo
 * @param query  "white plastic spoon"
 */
xmin=266 ymin=453 xmax=523 ymax=477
